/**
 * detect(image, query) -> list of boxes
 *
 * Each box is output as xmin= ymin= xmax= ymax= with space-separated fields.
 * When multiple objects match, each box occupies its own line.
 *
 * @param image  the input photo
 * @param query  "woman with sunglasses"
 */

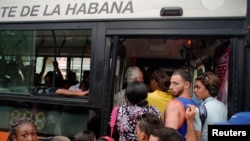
xmin=194 ymin=72 xmax=227 ymax=141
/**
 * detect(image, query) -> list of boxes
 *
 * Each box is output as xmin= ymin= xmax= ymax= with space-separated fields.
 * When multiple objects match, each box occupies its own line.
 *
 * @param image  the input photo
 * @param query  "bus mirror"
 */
xmin=160 ymin=7 xmax=183 ymax=16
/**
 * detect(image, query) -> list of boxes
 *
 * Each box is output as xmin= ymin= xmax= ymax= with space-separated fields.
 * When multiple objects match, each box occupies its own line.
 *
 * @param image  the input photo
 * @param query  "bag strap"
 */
xmin=110 ymin=106 xmax=119 ymax=137
xmin=198 ymin=105 xmax=207 ymax=129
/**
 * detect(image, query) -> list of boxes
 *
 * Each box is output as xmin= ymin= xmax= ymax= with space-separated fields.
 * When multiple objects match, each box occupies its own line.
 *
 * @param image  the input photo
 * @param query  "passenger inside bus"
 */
xmin=144 ymin=66 xmax=159 ymax=92
xmin=147 ymin=68 xmax=173 ymax=120
xmin=35 ymin=78 xmax=89 ymax=96
xmin=113 ymin=66 xmax=144 ymax=107
xmin=63 ymin=70 xmax=79 ymax=89
xmin=23 ymin=57 xmax=48 ymax=86
xmin=6 ymin=60 xmax=18 ymax=74
xmin=55 ymin=88 xmax=89 ymax=96
xmin=0 ymin=58 xmax=10 ymax=87
xmin=69 ymin=71 xmax=89 ymax=91
xmin=9 ymin=72 xmax=23 ymax=86
xmin=34 ymin=62 xmax=89 ymax=96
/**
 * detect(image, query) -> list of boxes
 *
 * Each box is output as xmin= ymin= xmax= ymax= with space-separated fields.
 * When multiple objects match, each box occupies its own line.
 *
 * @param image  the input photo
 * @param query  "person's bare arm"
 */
xmin=56 ymin=88 xmax=89 ymax=96
xmin=164 ymin=100 xmax=181 ymax=129
xmin=38 ymin=57 xmax=48 ymax=78
xmin=53 ymin=61 xmax=64 ymax=81
xmin=16 ymin=55 xmax=25 ymax=74
xmin=195 ymin=130 xmax=201 ymax=141
xmin=186 ymin=105 xmax=197 ymax=141
xmin=186 ymin=105 xmax=201 ymax=141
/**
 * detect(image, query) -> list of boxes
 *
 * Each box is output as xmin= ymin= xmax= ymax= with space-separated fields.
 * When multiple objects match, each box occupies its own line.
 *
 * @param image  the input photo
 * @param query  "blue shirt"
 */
xmin=176 ymin=97 xmax=197 ymax=141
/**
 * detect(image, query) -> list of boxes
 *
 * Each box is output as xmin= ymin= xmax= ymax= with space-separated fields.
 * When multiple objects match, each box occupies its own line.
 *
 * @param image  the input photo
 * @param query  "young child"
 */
xmin=73 ymin=130 xmax=96 ymax=141
xmin=7 ymin=118 xmax=38 ymax=141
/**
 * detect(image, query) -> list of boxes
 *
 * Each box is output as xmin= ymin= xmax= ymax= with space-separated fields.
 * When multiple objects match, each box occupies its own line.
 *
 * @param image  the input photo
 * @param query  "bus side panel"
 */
xmin=0 ymin=132 xmax=8 ymax=141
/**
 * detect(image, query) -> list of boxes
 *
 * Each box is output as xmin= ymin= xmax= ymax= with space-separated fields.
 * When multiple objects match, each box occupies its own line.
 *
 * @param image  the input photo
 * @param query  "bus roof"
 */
xmin=0 ymin=0 xmax=247 ymax=23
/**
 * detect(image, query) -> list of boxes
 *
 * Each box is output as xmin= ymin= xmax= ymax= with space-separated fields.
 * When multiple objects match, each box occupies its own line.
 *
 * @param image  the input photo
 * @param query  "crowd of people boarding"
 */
xmin=111 ymin=66 xmax=229 ymax=141
xmin=7 ymin=65 xmax=250 ymax=141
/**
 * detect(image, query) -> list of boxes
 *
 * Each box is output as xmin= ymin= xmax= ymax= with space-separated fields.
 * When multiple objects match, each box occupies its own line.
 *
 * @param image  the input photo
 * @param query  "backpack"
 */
xmin=198 ymin=105 xmax=207 ymax=129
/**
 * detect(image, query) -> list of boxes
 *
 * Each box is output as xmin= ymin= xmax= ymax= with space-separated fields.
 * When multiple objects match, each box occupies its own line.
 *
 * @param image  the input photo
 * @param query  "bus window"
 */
xmin=0 ymin=29 xmax=92 ymax=97
xmin=70 ymin=57 xmax=90 ymax=84
xmin=0 ymin=31 xmax=34 ymax=93
xmin=34 ymin=30 xmax=91 ymax=96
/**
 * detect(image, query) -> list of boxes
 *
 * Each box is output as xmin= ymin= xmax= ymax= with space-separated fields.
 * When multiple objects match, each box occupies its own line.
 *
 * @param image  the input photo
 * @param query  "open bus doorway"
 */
xmin=112 ymin=37 xmax=231 ymax=107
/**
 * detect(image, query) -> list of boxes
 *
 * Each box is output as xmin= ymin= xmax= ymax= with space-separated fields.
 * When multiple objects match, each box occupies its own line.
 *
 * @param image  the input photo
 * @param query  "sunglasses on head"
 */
xmin=199 ymin=73 xmax=209 ymax=82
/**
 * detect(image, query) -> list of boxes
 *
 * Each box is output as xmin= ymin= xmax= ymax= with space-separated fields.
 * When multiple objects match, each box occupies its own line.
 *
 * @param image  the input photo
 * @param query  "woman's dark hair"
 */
xmin=7 ymin=117 xmax=37 ymax=141
xmin=125 ymin=81 xmax=148 ymax=106
xmin=45 ymin=71 xmax=54 ymax=79
xmin=136 ymin=113 xmax=163 ymax=138
xmin=144 ymin=66 xmax=159 ymax=85
xmin=79 ymin=79 xmax=89 ymax=91
xmin=73 ymin=130 xmax=95 ymax=141
xmin=151 ymin=127 xmax=183 ymax=141
xmin=150 ymin=69 xmax=170 ymax=91
xmin=67 ymin=71 xmax=76 ymax=80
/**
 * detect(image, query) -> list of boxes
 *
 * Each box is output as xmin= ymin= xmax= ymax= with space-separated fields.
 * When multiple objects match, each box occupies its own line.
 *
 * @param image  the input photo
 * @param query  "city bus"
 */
xmin=0 ymin=0 xmax=249 ymax=140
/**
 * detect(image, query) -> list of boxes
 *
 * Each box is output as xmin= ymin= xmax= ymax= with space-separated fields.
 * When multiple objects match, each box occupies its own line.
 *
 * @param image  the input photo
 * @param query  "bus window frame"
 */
xmin=0 ymin=22 xmax=104 ymax=108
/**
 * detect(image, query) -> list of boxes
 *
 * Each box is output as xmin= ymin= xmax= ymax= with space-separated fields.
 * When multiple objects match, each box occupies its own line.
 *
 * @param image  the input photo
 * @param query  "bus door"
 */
xmin=109 ymin=35 xmax=246 ymax=116
xmin=99 ymin=36 xmax=125 ymax=136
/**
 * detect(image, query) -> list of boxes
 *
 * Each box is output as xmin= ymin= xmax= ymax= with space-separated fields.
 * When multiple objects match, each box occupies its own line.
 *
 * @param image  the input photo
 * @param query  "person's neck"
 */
xmin=179 ymin=91 xmax=191 ymax=98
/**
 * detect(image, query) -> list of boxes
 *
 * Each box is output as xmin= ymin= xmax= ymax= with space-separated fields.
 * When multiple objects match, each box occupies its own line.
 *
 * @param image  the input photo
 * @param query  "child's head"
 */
xmin=73 ymin=130 xmax=96 ymax=141
xmin=7 ymin=118 xmax=37 ymax=141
